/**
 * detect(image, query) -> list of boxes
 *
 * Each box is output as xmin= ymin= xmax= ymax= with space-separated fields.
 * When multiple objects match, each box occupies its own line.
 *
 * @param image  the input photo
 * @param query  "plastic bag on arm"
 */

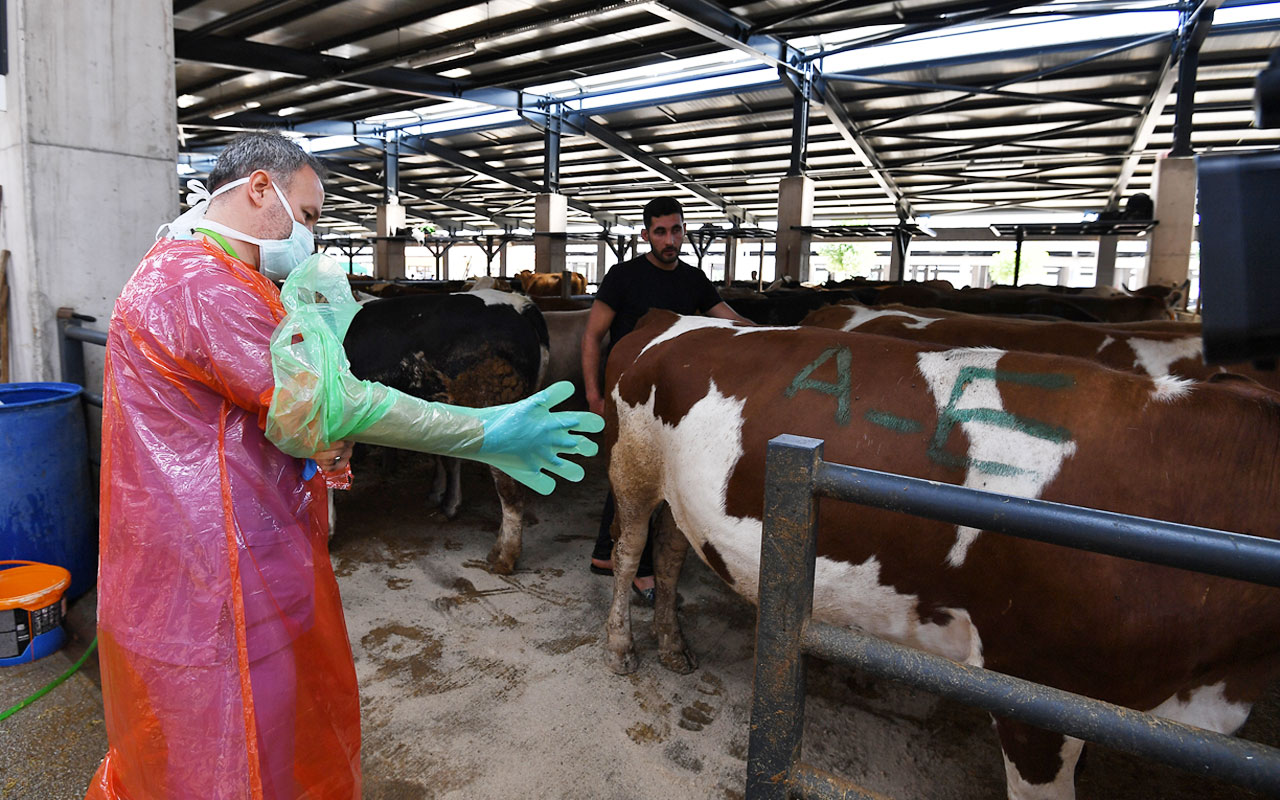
xmin=265 ymin=255 xmax=604 ymax=494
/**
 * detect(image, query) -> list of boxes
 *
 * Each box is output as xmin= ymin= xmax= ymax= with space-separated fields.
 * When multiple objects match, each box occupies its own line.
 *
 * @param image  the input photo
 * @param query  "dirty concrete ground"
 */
xmin=335 ymin=448 xmax=1280 ymax=800
xmin=4 ymin=445 xmax=1277 ymax=799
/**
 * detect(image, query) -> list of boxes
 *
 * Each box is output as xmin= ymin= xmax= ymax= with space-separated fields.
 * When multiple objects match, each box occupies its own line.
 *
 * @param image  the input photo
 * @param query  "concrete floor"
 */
xmin=3 ymin=448 xmax=1278 ymax=799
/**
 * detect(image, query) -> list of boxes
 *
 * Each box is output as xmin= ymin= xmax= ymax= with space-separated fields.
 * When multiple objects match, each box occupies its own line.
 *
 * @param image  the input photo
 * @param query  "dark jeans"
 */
xmin=592 ymin=491 xmax=654 ymax=578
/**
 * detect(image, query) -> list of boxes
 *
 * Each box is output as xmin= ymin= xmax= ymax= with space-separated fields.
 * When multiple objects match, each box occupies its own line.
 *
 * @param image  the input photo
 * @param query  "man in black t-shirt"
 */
xmin=581 ymin=196 xmax=752 ymax=600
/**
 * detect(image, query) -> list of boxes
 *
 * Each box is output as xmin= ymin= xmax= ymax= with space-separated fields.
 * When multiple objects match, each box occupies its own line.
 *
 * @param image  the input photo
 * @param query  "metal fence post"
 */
xmin=56 ymin=307 xmax=88 ymax=387
xmin=747 ymin=434 xmax=824 ymax=799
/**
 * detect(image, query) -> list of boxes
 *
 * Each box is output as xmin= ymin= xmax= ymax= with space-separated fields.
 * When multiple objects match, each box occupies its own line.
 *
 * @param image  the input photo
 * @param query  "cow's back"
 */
xmin=345 ymin=291 xmax=549 ymax=406
xmin=606 ymin=310 xmax=1280 ymax=710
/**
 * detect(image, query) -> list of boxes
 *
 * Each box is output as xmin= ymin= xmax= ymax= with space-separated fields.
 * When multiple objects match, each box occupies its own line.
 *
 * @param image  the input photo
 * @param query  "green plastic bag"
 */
xmin=265 ymin=254 xmax=603 ymax=495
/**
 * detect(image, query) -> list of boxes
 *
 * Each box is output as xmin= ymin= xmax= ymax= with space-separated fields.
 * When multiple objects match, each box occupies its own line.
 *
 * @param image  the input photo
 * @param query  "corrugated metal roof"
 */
xmin=173 ymin=0 xmax=1280 ymax=233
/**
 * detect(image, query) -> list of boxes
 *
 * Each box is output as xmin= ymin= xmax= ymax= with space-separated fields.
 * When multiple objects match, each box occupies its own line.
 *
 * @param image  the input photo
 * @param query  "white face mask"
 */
xmin=160 ymin=177 xmax=316 ymax=280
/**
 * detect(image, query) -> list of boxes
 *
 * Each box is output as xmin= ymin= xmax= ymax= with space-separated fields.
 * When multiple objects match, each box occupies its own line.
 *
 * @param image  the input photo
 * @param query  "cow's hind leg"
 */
xmin=652 ymin=504 xmax=695 ymax=674
xmin=486 ymin=467 xmax=524 ymax=575
xmin=427 ymin=455 xmax=448 ymax=508
xmin=994 ymin=717 xmax=1083 ymax=800
xmin=605 ymin=488 xmax=661 ymax=675
xmin=440 ymin=457 xmax=463 ymax=519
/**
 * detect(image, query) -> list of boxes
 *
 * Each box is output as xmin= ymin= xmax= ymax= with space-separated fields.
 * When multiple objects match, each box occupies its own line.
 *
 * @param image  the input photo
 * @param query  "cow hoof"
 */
xmin=486 ymin=549 xmax=516 ymax=575
xmin=659 ymin=649 xmax=698 ymax=675
xmin=441 ymin=504 xmax=460 ymax=521
xmin=606 ymin=648 xmax=639 ymax=675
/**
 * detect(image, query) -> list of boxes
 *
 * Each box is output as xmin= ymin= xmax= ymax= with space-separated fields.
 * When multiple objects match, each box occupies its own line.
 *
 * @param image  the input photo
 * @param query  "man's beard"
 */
xmin=653 ymin=246 xmax=678 ymax=264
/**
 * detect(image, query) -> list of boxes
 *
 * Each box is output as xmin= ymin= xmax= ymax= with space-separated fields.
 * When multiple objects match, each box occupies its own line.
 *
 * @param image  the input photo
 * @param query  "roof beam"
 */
xmin=562 ymin=109 xmax=755 ymax=224
xmin=174 ymin=33 xmax=534 ymax=110
xmin=641 ymin=0 xmax=799 ymax=70
xmin=643 ymin=0 xmax=912 ymax=219
xmin=323 ymin=160 xmax=521 ymax=229
xmin=815 ymin=78 xmax=915 ymax=219
xmin=177 ymin=0 xmax=348 ymax=41
xmin=1106 ymin=0 xmax=1224 ymax=207
xmin=396 ymin=135 xmax=622 ymax=226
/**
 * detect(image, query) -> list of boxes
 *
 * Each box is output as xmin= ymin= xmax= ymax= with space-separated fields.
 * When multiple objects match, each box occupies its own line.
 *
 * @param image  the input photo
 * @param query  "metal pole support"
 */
xmin=747 ymin=434 xmax=824 ymax=799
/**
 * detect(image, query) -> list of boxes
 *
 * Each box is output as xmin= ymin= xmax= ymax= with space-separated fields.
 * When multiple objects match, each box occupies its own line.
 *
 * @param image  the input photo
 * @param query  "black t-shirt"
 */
xmin=595 ymin=254 xmax=723 ymax=345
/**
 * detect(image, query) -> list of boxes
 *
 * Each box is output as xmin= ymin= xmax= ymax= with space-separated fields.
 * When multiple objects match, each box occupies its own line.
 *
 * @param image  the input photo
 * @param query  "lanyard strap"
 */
xmin=194 ymin=227 xmax=240 ymax=261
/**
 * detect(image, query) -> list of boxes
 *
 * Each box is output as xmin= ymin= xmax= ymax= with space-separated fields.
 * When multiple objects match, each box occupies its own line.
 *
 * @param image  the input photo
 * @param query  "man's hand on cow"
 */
xmin=314 ymin=440 xmax=354 ymax=474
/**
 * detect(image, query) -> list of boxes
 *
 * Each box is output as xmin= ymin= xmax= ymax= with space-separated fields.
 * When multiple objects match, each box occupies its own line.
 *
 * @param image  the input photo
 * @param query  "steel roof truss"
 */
xmin=859 ymin=29 xmax=1176 ymax=135
xmin=823 ymin=72 xmax=1145 ymax=112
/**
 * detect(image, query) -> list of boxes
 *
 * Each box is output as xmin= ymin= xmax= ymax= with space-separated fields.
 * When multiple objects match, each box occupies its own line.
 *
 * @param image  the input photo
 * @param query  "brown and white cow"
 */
xmin=602 ymin=309 xmax=1280 ymax=799
xmin=517 ymin=269 xmax=587 ymax=297
xmin=801 ymin=302 xmax=1279 ymax=392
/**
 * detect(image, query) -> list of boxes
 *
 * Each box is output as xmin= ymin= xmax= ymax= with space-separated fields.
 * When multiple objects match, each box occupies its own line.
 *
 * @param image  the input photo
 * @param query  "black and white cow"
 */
xmin=342 ymin=289 xmax=549 ymax=573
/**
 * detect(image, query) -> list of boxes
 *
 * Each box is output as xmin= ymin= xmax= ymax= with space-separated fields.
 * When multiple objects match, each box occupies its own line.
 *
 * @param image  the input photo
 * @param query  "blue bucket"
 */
xmin=0 ymin=383 xmax=96 ymax=599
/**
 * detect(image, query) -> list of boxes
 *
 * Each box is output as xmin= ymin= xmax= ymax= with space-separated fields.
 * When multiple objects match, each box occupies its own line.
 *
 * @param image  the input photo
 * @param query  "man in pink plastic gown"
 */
xmin=87 ymin=132 xmax=361 ymax=800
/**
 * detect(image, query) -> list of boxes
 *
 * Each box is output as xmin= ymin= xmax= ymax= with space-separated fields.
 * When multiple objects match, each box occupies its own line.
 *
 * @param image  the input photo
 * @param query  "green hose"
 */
xmin=0 ymin=635 xmax=98 ymax=722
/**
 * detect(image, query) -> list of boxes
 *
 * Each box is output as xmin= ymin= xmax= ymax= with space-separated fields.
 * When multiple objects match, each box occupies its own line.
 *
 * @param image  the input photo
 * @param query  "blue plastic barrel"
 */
xmin=0 ymin=383 xmax=96 ymax=599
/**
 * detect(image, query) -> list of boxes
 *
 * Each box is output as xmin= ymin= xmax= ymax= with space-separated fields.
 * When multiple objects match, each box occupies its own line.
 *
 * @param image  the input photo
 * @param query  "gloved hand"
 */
xmin=465 ymin=381 xmax=603 ymax=495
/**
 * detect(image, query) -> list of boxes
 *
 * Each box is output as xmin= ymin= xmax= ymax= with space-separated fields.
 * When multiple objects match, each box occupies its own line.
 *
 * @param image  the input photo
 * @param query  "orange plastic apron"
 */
xmin=85 ymin=238 xmax=360 ymax=800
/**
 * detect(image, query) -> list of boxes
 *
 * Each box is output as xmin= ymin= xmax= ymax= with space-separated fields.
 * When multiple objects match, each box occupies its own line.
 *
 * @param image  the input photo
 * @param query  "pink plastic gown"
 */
xmin=85 ymin=238 xmax=360 ymax=800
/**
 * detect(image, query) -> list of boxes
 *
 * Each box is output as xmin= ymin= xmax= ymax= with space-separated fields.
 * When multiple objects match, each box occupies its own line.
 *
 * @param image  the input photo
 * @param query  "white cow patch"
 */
xmin=1128 ymin=336 xmax=1203 ymax=379
xmin=1003 ymin=736 xmax=1085 ymax=800
xmin=917 ymin=348 xmax=1078 ymax=567
xmin=464 ymin=288 xmax=530 ymax=309
xmin=1148 ymin=682 xmax=1252 ymax=735
xmin=840 ymin=305 xmax=941 ymax=332
xmin=1150 ymin=374 xmax=1193 ymax=403
xmin=1095 ymin=334 xmax=1114 ymax=354
xmin=637 ymin=316 xmax=795 ymax=357
xmin=613 ymin=380 xmax=982 ymax=666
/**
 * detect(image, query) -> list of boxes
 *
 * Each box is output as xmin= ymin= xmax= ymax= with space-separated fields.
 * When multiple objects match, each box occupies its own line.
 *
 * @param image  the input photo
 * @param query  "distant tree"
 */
xmin=989 ymin=247 xmax=1047 ymax=286
xmin=817 ymin=221 xmax=878 ymax=280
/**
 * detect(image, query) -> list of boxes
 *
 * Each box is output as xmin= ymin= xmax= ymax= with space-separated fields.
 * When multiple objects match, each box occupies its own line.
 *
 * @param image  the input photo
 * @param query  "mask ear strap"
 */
xmin=156 ymin=177 xmax=251 ymax=240
xmin=269 ymin=180 xmax=297 ymax=223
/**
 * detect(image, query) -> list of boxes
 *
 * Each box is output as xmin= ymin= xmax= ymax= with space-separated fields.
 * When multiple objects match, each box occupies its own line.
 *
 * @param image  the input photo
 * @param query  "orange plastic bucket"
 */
xmin=0 ymin=560 xmax=71 ymax=665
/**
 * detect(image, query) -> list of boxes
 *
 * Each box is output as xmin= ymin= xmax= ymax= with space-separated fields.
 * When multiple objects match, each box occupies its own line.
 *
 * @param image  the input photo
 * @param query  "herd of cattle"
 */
xmin=338 ymin=273 xmax=1279 ymax=800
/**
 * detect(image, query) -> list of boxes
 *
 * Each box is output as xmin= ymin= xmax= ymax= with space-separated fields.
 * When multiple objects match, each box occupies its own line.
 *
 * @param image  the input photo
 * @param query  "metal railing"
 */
xmin=746 ymin=433 xmax=1280 ymax=800
xmin=56 ymin=307 xmax=107 ymax=407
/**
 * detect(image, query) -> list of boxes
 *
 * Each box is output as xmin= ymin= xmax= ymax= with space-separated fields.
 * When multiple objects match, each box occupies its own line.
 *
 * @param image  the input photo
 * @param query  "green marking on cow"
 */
xmin=929 ymin=366 xmax=1075 ymax=476
xmin=785 ymin=346 xmax=853 ymax=425
xmin=865 ymin=409 xmax=924 ymax=434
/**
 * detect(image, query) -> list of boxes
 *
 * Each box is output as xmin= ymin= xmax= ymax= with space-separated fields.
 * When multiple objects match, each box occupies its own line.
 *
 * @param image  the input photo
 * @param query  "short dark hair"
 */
xmin=207 ymin=131 xmax=328 ymax=192
xmin=643 ymin=197 xmax=684 ymax=230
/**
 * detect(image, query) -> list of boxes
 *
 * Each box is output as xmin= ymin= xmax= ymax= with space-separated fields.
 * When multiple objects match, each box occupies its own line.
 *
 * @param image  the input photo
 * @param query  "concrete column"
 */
xmin=374 ymin=204 xmax=406 ymax=279
xmin=724 ymin=237 xmax=738 ymax=287
xmin=775 ymin=176 xmax=814 ymax=282
xmin=1095 ymin=235 xmax=1119 ymax=288
xmin=1145 ymin=155 xmax=1197 ymax=288
xmin=535 ymin=193 xmax=567 ymax=274
xmin=499 ymin=244 xmax=508 ymax=278
xmin=0 ymin=0 xmax=177 ymax=385
xmin=595 ymin=240 xmax=607 ymax=285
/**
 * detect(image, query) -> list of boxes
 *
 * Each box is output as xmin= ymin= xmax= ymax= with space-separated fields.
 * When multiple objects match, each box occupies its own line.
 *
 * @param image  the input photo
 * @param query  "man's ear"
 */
xmin=640 ymin=228 xmax=650 ymax=243
xmin=246 ymin=169 xmax=273 ymax=209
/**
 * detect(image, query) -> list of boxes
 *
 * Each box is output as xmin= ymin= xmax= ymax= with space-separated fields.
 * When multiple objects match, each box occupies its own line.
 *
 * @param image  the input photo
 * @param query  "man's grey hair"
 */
xmin=207 ymin=131 xmax=328 ymax=192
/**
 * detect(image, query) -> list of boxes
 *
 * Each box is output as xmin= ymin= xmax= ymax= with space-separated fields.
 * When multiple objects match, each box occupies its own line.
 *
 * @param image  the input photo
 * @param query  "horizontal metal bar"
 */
xmin=813 ymin=463 xmax=1280 ymax=588
xmin=789 ymin=763 xmax=882 ymax=800
xmin=802 ymin=621 xmax=1280 ymax=795
xmin=821 ymin=72 xmax=1143 ymax=112
xmin=83 ymin=392 xmax=103 ymax=408
xmin=64 ymin=326 xmax=107 ymax=347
